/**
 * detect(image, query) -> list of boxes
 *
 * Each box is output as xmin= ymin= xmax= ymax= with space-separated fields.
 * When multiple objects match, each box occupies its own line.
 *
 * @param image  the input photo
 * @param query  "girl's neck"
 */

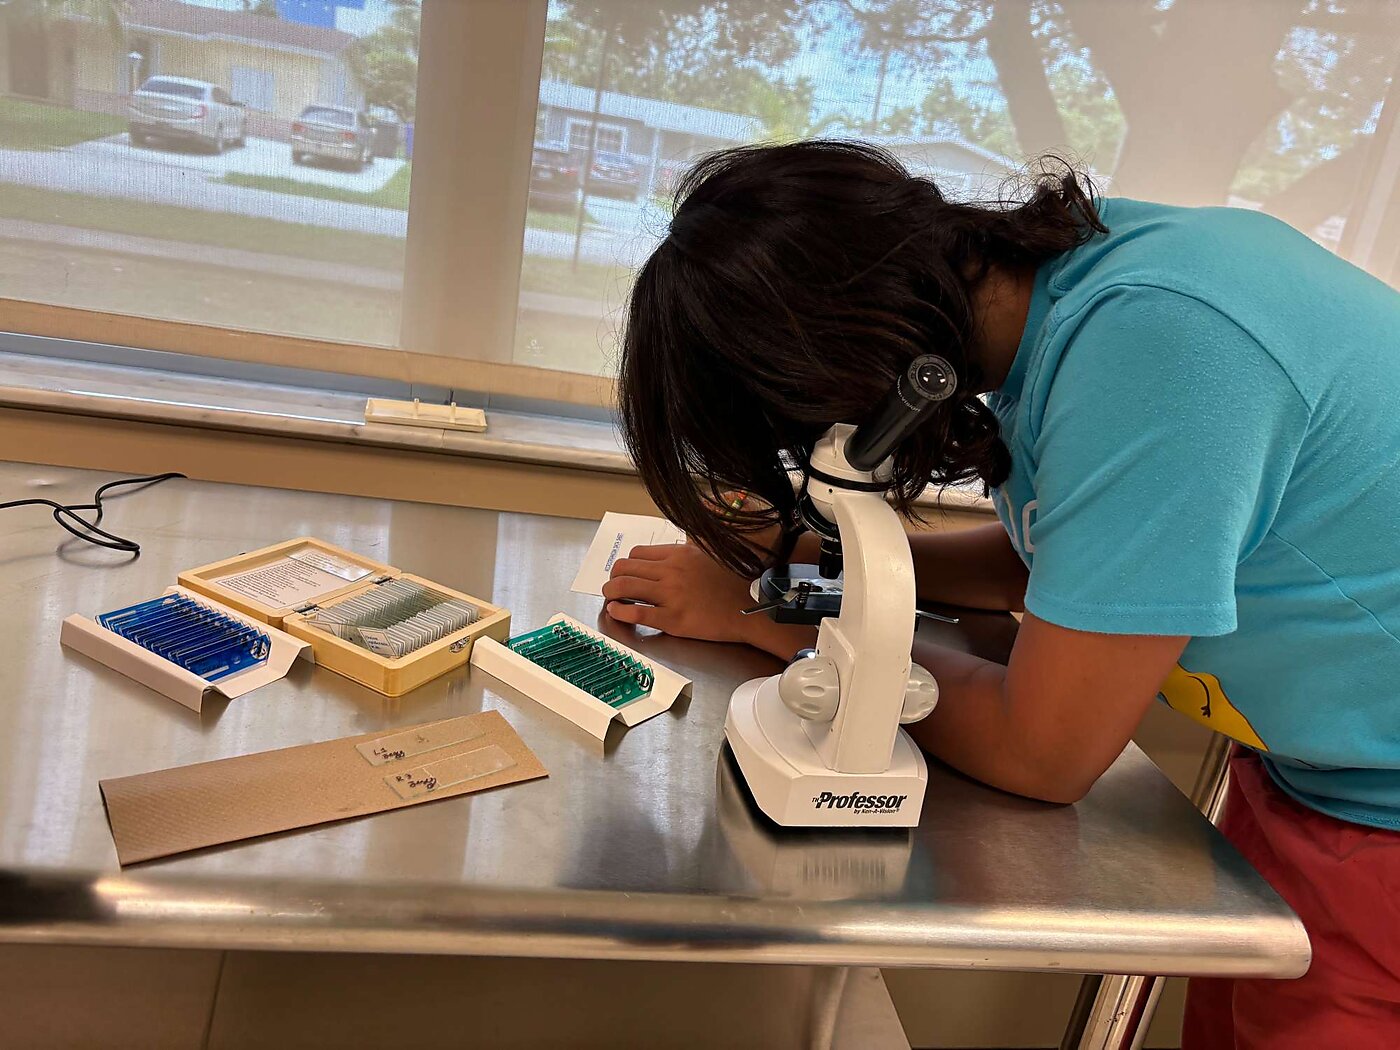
xmin=969 ymin=266 xmax=1035 ymax=393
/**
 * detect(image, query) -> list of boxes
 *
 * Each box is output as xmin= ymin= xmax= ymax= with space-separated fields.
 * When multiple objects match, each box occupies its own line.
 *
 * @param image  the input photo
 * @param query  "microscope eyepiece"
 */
xmin=844 ymin=354 xmax=958 ymax=473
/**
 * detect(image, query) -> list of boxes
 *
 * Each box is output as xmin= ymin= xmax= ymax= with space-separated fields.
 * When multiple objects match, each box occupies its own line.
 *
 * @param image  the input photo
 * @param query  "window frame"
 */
xmin=0 ymin=1 xmax=618 ymax=408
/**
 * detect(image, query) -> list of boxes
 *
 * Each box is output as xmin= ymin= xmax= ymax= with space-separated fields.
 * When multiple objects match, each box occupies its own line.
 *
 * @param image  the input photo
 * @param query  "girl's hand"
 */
xmin=603 ymin=542 xmax=816 ymax=658
xmin=603 ymin=543 xmax=754 ymax=644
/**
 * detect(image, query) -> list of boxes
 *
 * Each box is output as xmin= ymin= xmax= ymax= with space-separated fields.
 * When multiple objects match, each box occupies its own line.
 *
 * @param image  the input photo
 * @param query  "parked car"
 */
xmin=530 ymin=145 xmax=581 ymax=210
xmin=128 ymin=76 xmax=246 ymax=154
xmin=585 ymin=151 xmax=643 ymax=200
xmin=291 ymin=106 xmax=376 ymax=171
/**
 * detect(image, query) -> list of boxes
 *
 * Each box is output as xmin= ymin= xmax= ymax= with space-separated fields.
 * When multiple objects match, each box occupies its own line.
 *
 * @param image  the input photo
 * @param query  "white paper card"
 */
xmin=214 ymin=556 xmax=351 ymax=608
xmin=287 ymin=548 xmax=372 ymax=582
xmin=59 ymin=586 xmax=312 ymax=714
xmin=570 ymin=513 xmax=685 ymax=596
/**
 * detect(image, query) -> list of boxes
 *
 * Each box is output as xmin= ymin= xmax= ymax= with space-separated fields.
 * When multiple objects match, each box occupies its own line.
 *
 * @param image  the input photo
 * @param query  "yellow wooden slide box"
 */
xmin=178 ymin=537 xmax=510 ymax=697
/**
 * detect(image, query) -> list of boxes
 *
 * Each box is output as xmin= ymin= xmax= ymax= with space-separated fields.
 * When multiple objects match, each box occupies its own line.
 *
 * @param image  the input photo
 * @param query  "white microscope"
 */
xmin=724 ymin=355 xmax=957 ymax=828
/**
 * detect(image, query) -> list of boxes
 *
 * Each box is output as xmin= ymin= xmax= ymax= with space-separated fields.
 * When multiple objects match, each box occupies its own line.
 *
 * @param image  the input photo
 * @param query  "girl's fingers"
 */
xmin=608 ymin=557 xmax=666 ymax=581
xmin=606 ymin=601 xmax=663 ymax=629
xmin=601 ymin=576 xmax=666 ymax=605
xmin=627 ymin=544 xmax=678 ymax=561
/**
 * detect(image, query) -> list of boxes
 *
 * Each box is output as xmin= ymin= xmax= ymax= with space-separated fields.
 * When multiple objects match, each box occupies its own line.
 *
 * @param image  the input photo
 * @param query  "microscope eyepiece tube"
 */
xmin=844 ymin=354 xmax=958 ymax=472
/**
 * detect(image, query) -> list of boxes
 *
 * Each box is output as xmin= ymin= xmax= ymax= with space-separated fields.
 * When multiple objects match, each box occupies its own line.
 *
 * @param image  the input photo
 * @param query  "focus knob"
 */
xmin=778 ymin=651 xmax=840 ymax=722
xmin=900 ymin=663 xmax=939 ymax=724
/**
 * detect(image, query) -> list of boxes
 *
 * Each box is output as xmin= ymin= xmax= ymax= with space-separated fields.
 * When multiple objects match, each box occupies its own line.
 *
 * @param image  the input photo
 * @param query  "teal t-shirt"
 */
xmin=987 ymin=198 xmax=1400 ymax=830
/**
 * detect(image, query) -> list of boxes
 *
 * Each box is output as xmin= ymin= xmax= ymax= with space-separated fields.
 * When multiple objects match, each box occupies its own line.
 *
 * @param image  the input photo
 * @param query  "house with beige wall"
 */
xmin=1 ymin=0 xmax=361 ymax=138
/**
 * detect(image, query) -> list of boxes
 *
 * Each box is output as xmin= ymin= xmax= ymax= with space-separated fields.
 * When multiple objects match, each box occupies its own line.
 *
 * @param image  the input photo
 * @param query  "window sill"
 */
xmin=0 ymin=350 xmax=993 ymax=514
xmin=0 ymin=350 xmax=630 ymax=475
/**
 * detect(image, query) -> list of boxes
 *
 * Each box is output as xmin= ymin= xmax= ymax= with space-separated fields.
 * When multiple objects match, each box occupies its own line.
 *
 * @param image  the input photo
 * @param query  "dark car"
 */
xmin=291 ymin=105 xmax=376 ymax=170
xmin=585 ymin=151 xmax=642 ymax=200
xmin=531 ymin=146 xmax=581 ymax=210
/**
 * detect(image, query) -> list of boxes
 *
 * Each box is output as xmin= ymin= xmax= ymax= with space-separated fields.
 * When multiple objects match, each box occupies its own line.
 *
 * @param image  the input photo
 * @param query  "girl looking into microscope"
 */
xmin=604 ymin=140 xmax=1400 ymax=1049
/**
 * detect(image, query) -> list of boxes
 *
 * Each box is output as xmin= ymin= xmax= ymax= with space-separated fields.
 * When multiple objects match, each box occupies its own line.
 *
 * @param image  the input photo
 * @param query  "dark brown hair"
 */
xmin=619 ymin=139 xmax=1104 ymax=577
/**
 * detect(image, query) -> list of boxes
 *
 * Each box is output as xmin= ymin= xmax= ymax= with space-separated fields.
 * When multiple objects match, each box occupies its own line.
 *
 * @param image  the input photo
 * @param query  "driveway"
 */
xmin=76 ymin=133 xmax=405 ymax=192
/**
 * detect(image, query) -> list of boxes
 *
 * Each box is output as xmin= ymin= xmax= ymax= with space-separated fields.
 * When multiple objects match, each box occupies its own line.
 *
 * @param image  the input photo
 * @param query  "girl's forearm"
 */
xmin=742 ymin=616 xmax=817 ymax=661
xmin=770 ymin=523 xmax=1026 ymax=613
xmin=902 ymin=640 xmax=1083 ymax=803
xmin=909 ymin=524 xmax=1028 ymax=611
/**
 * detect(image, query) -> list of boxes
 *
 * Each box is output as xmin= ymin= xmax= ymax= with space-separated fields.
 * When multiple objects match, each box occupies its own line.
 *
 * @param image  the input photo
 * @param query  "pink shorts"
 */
xmin=1182 ymin=750 xmax=1400 ymax=1048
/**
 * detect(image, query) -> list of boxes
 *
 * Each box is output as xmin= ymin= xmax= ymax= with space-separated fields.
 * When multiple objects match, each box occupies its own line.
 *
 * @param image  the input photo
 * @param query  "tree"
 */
xmin=546 ymin=1 xmax=804 ymax=267
xmin=543 ymin=1 xmax=806 ymax=125
xmin=1050 ymin=0 xmax=1400 ymax=209
xmin=0 ymin=0 xmax=126 ymax=102
xmin=834 ymin=0 xmax=1069 ymax=155
xmin=836 ymin=0 xmax=1398 ymax=224
xmin=346 ymin=0 xmax=419 ymax=121
xmin=917 ymin=77 xmax=1018 ymax=157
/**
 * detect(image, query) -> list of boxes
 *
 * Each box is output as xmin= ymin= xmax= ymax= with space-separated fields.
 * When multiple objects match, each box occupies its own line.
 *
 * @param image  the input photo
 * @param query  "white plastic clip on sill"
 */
xmin=365 ymin=398 xmax=488 ymax=433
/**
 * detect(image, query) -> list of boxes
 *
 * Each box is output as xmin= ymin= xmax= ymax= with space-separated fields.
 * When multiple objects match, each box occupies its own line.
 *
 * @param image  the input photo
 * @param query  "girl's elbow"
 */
xmin=1009 ymin=757 xmax=1100 ymax=805
xmin=1022 ymin=780 xmax=1092 ymax=806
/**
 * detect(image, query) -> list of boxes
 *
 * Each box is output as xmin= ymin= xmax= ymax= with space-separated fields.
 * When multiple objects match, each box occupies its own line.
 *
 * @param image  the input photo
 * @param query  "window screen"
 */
xmin=516 ymin=0 xmax=1400 ymax=377
xmin=0 ymin=0 xmax=419 ymax=347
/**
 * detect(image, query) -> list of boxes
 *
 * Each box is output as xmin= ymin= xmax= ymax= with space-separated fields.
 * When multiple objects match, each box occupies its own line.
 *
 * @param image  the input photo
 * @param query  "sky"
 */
xmin=181 ymin=0 xmax=397 ymax=37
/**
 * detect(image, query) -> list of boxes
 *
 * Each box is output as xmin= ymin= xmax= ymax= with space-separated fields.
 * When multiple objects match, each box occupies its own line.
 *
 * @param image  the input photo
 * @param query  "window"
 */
xmin=0 ymin=0 xmax=422 ymax=351
xmin=231 ymin=66 xmax=275 ymax=112
xmin=302 ymin=106 xmax=356 ymax=127
xmin=0 ymin=1 xmax=1396 ymax=408
xmin=566 ymin=119 xmax=626 ymax=155
xmin=140 ymin=78 xmax=205 ymax=100
xmin=516 ymin=0 xmax=1400 ymax=378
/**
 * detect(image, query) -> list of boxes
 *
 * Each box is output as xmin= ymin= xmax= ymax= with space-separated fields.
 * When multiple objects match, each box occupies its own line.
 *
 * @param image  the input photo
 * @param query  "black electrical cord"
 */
xmin=0 ymin=472 xmax=186 ymax=554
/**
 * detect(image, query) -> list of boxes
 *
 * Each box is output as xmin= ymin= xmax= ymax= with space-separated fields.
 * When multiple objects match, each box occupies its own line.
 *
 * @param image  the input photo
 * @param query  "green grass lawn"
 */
xmin=514 ymin=306 xmax=621 ymax=375
xmin=0 ymin=182 xmax=405 ymax=271
xmin=0 ymin=97 xmax=126 ymax=151
xmin=526 ymin=208 xmax=597 ymax=233
xmin=0 ymin=236 xmax=401 ymax=346
xmin=217 ymin=163 xmax=413 ymax=210
xmin=518 ymin=254 xmax=625 ymax=302
xmin=214 ymin=167 xmax=595 ymax=235
xmin=516 ymin=255 xmax=629 ymax=375
xmin=0 ymin=179 xmax=626 ymax=296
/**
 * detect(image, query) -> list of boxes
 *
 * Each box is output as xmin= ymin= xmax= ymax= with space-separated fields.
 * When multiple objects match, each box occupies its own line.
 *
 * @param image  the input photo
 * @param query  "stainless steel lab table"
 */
xmin=0 ymin=465 xmax=1309 ymax=1045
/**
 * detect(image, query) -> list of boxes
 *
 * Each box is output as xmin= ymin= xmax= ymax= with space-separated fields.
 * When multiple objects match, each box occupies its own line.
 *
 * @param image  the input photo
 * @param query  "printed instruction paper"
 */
xmin=215 ymin=555 xmax=367 ymax=609
xmin=570 ymin=513 xmax=685 ymax=596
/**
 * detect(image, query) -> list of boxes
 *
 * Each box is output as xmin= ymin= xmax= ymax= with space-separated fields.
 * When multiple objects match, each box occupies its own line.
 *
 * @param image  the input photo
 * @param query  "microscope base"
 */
xmin=724 ymin=676 xmax=927 ymax=828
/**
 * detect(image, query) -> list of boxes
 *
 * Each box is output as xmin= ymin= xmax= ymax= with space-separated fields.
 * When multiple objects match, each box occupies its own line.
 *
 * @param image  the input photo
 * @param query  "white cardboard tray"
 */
xmin=471 ymin=614 xmax=690 ymax=740
xmin=61 ymin=585 xmax=312 ymax=713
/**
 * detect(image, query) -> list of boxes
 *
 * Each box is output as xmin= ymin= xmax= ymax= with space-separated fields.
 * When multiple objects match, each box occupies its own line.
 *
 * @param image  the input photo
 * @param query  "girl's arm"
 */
xmin=606 ymin=545 xmax=1179 ymax=803
xmin=748 ymin=519 xmax=1029 ymax=613
xmin=910 ymin=523 xmax=1028 ymax=611
xmin=905 ymin=614 xmax=1186 ymax=803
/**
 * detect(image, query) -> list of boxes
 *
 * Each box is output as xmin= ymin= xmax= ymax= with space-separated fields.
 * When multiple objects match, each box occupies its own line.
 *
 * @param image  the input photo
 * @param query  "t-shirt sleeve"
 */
xmin=1023 ymin=285 xmax=1311 ymax=637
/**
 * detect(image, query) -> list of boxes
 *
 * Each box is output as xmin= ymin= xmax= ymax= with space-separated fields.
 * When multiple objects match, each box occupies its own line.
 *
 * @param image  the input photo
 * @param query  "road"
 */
xmin=0 ymin=134 xmax=669 ymax=267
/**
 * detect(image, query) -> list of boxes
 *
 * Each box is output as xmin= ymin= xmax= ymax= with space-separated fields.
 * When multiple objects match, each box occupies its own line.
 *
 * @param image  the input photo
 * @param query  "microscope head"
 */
xmin=799 ymin=354 xmax=958 ymax=575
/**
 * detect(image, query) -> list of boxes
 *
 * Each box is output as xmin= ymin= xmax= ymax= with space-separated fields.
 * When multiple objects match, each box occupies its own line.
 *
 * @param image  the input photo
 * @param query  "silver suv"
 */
xmin=291 ymin=105 xmax=376 ymax=170
xmin=129 ymin=76 xmax=246 ymax=154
